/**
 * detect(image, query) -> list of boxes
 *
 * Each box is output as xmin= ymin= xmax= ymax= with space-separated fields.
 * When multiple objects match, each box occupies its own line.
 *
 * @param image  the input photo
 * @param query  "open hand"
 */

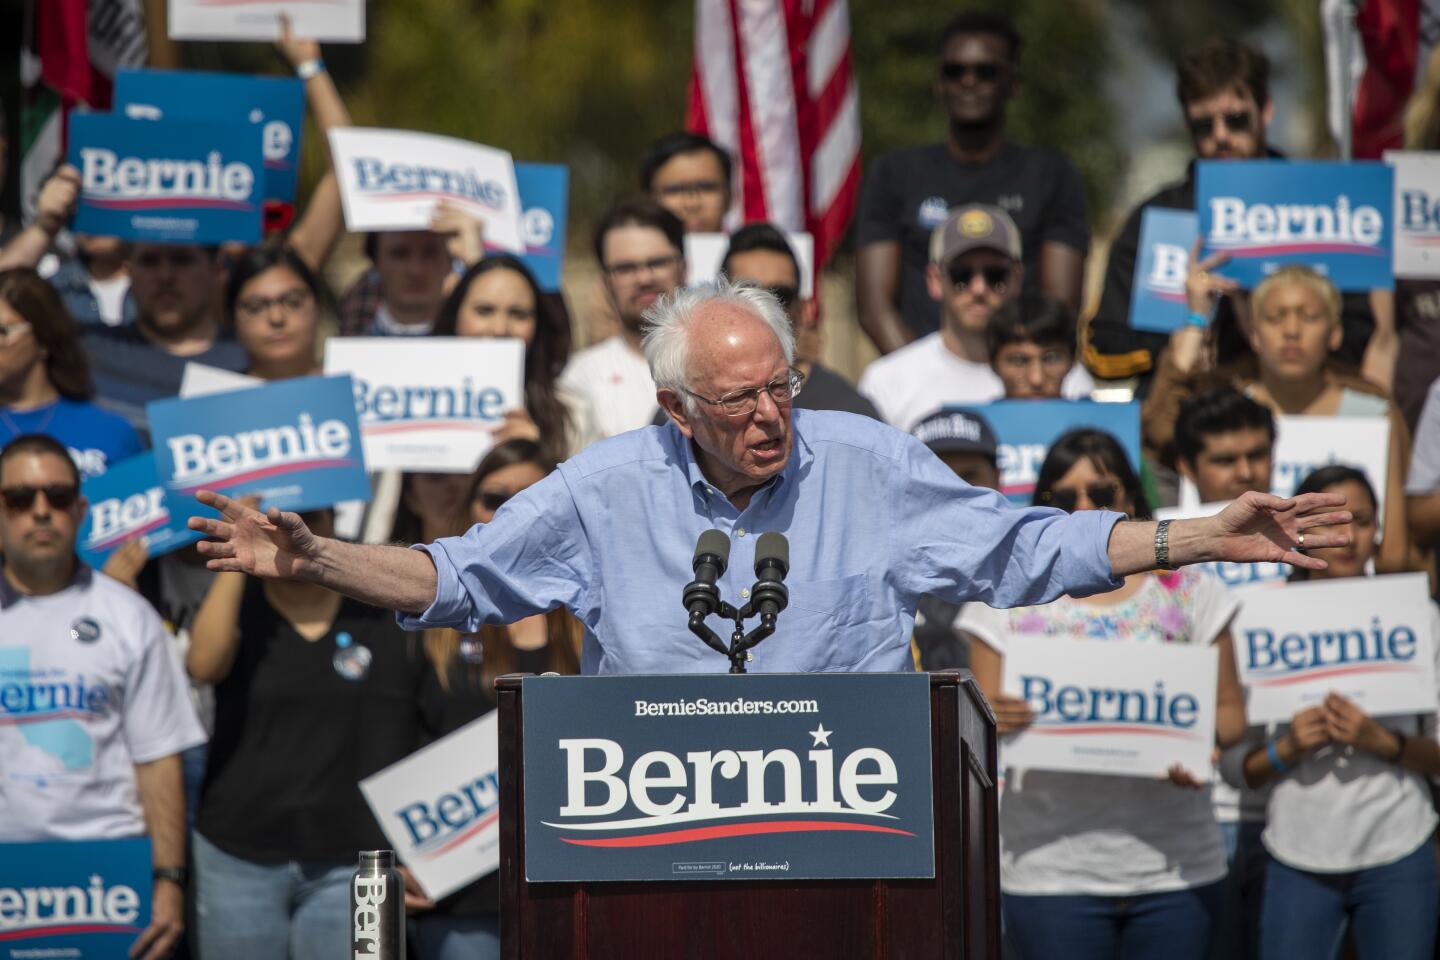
xmin=1208 ymin=491 xmax=1350 ymax=570
xmin=189 ymin=490 xmax=321 ymax=579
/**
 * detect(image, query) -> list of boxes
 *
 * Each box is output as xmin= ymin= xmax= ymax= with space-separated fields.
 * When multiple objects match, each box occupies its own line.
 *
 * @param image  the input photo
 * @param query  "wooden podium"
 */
xmin=496 ymin=669 xmax=999 ymax=959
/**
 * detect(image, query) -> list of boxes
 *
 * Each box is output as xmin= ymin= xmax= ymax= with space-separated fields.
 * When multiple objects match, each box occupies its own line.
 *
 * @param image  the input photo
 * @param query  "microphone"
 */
xmin=750 ymin=532 xmax=790 ymax=621
xmin=683 ymin=529 xmax=731 ymax=620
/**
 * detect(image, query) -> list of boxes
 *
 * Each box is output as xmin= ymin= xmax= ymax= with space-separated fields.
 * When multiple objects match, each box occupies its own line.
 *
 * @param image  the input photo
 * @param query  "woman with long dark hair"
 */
xmin=963 ymin=428 xmax=1247 ymax=960
xmin=409 ymin=438 xmax=581 ymax=960
xmin=433 ymin=255 xmax=593 ymax=460
xmin=0 ymin=267 xmax=140 ymax=476
xmin=225 ymin=244 xmax=330 ymax=382
xmin=1241 ymin=465 xmax=1440 ymax=959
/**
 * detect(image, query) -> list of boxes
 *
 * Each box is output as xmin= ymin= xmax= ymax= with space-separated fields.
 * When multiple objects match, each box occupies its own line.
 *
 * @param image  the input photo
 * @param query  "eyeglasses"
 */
xmin=1 ymin=484 xmax=79 ymax=512
xmin=0 ymin=319 xmax=33 ymax=346
xmin=948 ymin=264 xmax=1011 ymax=291
xmin=656 ymin=181 xmax=726 ymax=199
xmin=235 ymin=289 xmax=313 ymax=320
xmin=684 ymin=368 xmax=805 ymax=418
xmin=474 ymin=490 xmax=514 ymax=513
xmin=1186 ymin=110 xmax=1254 ymax=139
xmin=999 ymin=349 xmax=1072 ymax=370
xmin=764 ymin=285 xmax=800 ymax=309
xmin=605 ymin=254 xmax=681 ymax=281
xmin=941 ymin=62 xmax=1002 ymax=83
xmin=1038 ymin=482 xmax=1119 ymax=513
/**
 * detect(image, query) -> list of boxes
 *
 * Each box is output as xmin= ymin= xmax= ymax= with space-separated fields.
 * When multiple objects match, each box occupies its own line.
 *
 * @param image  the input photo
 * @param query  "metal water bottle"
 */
xmin=351 ymin=849 xmax=405 ymax=959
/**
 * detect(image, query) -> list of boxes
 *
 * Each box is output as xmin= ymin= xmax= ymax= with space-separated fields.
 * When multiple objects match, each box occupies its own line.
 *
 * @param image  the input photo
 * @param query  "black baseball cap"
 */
xmin=911 ymin=409 xmax=999 ymax=461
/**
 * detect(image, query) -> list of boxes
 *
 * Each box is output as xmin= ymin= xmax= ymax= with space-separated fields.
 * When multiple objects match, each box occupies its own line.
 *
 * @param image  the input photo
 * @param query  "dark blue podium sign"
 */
xmin=521 ymin=673 xmax=934 ymax=882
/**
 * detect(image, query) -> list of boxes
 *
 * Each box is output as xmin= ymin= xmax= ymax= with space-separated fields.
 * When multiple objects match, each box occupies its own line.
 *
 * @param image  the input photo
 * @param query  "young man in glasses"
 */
xmin=642 ymin=131 xmax=733 ymax=236
xmin=0 ymin=433 xmax=205 ymax=960
xmin=986 ymin=293 xmax=1084 ymax=400
xmin=559 ymin=197 xmax=687 ymax=439
xmin=858 ymin=204 xmax=1094 ymax=430
xmin=855 ymin=11 xmax=1088 ymax=355
xmin=1086 ymin=38 xmax=1291 ymax=391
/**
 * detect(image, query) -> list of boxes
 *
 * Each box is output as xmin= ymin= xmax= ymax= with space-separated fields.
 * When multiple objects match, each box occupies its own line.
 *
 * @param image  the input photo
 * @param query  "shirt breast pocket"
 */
xmin=778 ymin=573 xmax=882 ymax=670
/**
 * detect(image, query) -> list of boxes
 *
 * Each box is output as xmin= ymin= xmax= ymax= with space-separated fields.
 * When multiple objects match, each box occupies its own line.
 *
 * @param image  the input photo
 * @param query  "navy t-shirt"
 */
xmin=81 ymin=324 xmax=248 ymax=436
xmin=1 ymin=397 xmax=144 ymax=478
xmin=856 ymin=141 xmax=1089 ymax=338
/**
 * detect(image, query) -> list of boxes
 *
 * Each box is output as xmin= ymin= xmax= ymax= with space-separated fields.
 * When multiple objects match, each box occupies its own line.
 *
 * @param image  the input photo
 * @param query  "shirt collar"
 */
xmin=0 ymin=559 xmax=90 ymax=609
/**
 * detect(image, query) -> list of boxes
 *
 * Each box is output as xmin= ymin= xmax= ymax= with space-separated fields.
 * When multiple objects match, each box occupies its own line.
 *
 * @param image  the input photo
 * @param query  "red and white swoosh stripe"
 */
xmin=688 ymin=0 xmax=861 ymax=267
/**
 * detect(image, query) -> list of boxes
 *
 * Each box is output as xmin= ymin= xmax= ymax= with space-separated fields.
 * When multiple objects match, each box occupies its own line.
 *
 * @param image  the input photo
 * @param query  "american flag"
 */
xmin=686 ymin=0 xmax=862 ymax=267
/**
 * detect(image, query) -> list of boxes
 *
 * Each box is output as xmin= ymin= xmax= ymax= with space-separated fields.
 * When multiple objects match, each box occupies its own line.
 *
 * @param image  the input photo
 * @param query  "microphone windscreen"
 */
xmin=695 ymin=528 xmax=731 ymax=574
xmin=754 ymin=531 xmax=789 ymax=577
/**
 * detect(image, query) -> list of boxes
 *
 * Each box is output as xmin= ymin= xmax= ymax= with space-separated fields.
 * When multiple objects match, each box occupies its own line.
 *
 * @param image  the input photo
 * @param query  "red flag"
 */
xmin=687 ymin=0 xmax=861 ymax=268
xmin=1324 ymin=0 xmax=1440 ymax=157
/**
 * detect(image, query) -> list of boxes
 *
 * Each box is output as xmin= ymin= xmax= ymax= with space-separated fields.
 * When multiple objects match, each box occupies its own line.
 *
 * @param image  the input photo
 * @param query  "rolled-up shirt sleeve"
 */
xmin=395 ymin=470 xmax=593 ymax=632
xmin=892 ymin=435 xmax=1124 ymax=607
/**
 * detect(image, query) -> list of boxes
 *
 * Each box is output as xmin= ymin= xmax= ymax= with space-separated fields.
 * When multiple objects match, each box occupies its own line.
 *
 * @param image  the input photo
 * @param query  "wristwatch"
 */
xmin=296 ymin=58 xmax=326 ymax=80
xmin=154 ymin=866 xmax=188 ymax=888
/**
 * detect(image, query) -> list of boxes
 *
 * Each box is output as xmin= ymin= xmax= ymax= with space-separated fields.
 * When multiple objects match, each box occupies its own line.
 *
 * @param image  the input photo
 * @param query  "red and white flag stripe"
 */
xmin=688 ymin=0 xmax=862 ymax=267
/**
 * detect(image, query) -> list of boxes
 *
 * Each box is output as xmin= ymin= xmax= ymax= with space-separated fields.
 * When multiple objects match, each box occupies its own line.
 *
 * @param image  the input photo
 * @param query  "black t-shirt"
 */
xmin=856 ymin=141 xmax=1089 ymax=338
xmin=198 ymin=580 xmax=433 ymax=863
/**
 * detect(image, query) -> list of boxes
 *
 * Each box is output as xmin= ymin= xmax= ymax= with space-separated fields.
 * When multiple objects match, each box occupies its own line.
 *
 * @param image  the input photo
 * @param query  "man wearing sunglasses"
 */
xmin=856 ymin=11 xmax=1088 ymax=355
xmin=859 ymin=204 xmax=1094 ymax=431
xmin=0 ymin=434 xmax=205 ymax=960
xmin=191 ymin=278 xmax=1349 ymax=678
xmin=1087 ymin=37 xmax=1289 ymax=389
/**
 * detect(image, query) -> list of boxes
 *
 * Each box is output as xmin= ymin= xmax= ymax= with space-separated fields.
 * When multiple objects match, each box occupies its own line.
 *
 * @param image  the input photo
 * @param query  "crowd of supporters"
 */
xmin=5 ymin=8 xmax=1440 ymax=960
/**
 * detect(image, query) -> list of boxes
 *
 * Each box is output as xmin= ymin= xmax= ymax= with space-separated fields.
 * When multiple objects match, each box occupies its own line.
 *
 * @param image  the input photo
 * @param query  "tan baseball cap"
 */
xmin=929 ymin=204 xmax=1023 ymax=266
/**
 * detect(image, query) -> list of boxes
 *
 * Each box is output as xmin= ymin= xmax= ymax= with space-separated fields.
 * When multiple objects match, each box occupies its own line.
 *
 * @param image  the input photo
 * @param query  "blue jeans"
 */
xmin=1003 ymin=882 xmax=1221 ymax=960
xmin=411 ymin=913 xmax=502 ymax=960
xmin=1260 ymin=840 xmax=1438 ymax=960
xmin=193 ymin=831 xmax=353 ymax=960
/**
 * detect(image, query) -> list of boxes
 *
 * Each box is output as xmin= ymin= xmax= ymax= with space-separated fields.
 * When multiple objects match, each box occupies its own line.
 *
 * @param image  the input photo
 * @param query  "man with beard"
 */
xmin=560 ymin=198 xmax=686 ymax=439
xmin=855 ymin=11 xmax=1088 ymax=354
xmin=81 ymin=244 xmax=247 ymax=433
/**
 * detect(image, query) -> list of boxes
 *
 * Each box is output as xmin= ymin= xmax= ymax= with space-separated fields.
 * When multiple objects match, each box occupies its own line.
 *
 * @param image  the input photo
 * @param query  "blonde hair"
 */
xmin=1251 ymin=265 xmax=1341 ymax=325
xmin=1404 ymin=45 xmax=1440 ymax=149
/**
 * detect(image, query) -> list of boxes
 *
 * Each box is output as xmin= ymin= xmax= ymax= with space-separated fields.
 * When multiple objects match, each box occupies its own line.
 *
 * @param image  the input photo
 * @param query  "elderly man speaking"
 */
xmin=190 ymin=279 xmax=1347 ymax=674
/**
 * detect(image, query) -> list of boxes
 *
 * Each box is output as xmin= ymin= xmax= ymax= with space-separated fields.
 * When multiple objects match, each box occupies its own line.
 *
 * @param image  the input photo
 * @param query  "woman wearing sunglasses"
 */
xmin=408 ymin=438 xmax=581 ymax=960
xmin=963 ymin=428 xmax=1247 ymax=960
xmin=1235 ymin=465 xmax=1440 ymax=960
xmin=0 ymin=268 xmax=141 ymax=478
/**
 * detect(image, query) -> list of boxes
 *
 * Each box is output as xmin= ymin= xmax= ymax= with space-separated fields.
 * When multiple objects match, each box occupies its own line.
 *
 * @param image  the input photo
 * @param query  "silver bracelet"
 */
xmin=296 ymin=58 xmax=326 ymax=80
xmin=1154 ymin=519 xmax=1177 ymax=570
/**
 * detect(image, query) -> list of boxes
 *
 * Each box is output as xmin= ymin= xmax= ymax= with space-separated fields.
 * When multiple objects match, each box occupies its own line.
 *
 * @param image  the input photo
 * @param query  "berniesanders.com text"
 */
xmin=634 ymin=697 xmax=820 ymax=717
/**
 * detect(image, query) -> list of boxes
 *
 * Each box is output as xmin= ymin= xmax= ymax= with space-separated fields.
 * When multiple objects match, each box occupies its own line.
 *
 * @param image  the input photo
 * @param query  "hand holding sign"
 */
xmin=35 ymin=164 xmax=81 ymax=235
xmin=130 ymin=877 xmax=183 ymax=960
xmin=430 ymin=201 xmax=487 ymax=268
xmin=191 ymin=489 xmax=321 ymax=578
xmin=274 ymin=13 xmax=321 ymax=70
xmin=1185 ymin=239 xmax=1240 ymax=316
xmin=990 ymin=694 xmax=1034 ymax=736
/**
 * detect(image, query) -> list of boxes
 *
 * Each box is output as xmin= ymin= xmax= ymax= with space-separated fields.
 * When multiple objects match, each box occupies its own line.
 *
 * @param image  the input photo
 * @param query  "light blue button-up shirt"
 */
xmin=400 ymin=409 xmax=1124 ymax=674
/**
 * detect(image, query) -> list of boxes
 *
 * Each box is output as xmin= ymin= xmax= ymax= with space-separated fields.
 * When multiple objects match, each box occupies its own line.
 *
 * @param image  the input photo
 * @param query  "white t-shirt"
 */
xmin=558 ymin=335 xmax=659 ymax=441
xmin=87 ymin=275 xmax=131 ymax=328
xmin=1258 ymin=602 xmax=1440 ymax=874
xmin=1407 ymin=378 xmax=1440 ymax=493
xmin=958 ymin=569 xmax=1237 ymax=896
xmin=0 ymin=566 xmax=207 ymax=841
xmin=857 ymin=332 xmax=1096 ymax=431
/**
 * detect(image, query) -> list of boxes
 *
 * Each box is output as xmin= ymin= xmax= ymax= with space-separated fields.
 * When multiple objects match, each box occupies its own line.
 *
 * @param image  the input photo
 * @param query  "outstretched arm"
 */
xmin=189 ymin=490 xmax=439 ymax=612
xmin=1107 ymin=491 xmax=1350 ymax=578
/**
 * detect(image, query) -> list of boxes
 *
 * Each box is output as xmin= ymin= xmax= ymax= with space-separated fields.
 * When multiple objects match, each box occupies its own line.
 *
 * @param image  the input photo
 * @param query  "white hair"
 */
xmin=642 ymin=276 xmax=796 ymax=412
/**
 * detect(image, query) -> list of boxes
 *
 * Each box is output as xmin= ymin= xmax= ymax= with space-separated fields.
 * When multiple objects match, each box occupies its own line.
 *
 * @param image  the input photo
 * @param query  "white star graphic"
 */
xmin=809 ymin=724 xmax=832 ymax=747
